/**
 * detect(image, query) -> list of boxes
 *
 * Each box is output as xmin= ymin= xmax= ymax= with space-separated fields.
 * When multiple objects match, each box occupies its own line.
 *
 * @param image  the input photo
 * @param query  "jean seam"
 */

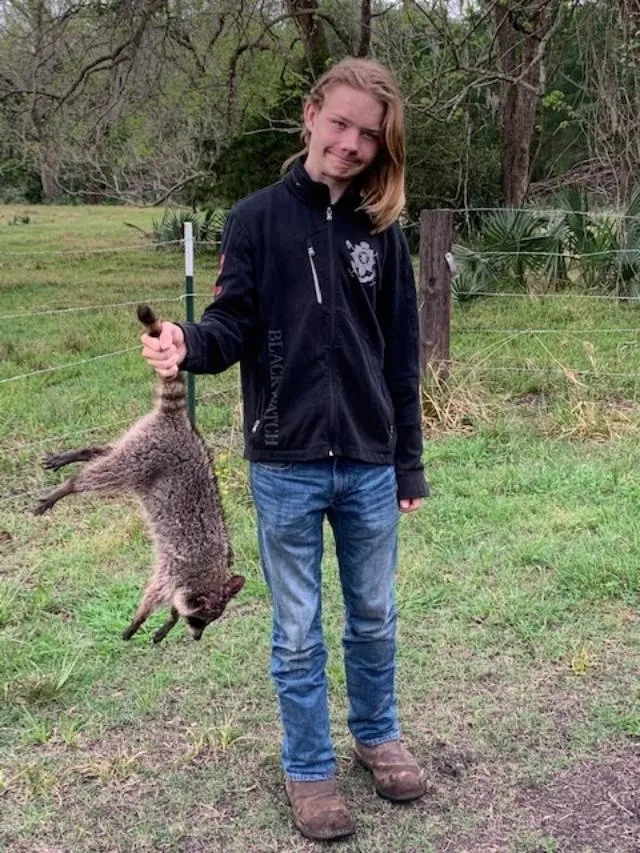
xmin=286 ymin=773 xmax=336 ymax=782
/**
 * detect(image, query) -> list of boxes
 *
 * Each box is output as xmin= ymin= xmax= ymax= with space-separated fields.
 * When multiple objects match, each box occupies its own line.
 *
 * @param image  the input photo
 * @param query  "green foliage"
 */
xmin=210 ymin=80 xmax=305 ymax=206
xmin=8 ymin=213 xmax=31 ymax=225
xmin=453 ymin=189 xmax=640 ymax=298
xmin=403 ymin=93 xmax=502 ymax=222
xmin=453 ymin=208 xmax=561 ymax=296
xmin=151 ymin=207 xmax=228 ymax=252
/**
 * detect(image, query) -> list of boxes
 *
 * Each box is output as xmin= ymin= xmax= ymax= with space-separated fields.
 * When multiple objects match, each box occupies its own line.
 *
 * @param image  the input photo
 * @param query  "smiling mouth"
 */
xmin=331 ymin=153 xmax=359 ymax=167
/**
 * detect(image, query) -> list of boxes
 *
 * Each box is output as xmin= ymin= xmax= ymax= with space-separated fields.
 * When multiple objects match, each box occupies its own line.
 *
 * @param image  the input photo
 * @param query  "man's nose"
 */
xmin=340 ymin=127 xmax=360 ymax=152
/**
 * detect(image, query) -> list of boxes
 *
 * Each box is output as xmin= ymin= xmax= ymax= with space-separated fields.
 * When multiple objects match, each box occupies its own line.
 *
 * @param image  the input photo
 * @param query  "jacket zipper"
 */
xmin=327 ymin=205 xmax=336 ymax=456
xmin=307 ymin=245 xmax=323 ymax=304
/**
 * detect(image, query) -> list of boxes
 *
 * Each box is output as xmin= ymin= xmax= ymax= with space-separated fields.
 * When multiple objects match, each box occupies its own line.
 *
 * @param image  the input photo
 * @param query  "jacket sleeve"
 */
xmin=179 ymin=212 xmax=258 ymax=375
xmin=378 ymin=225 xmax=430 ymax=501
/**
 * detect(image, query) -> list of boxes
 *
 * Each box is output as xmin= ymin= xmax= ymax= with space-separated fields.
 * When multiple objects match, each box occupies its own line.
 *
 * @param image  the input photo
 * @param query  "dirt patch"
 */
xmin=434 ymin=740 xmax=640 ymax=852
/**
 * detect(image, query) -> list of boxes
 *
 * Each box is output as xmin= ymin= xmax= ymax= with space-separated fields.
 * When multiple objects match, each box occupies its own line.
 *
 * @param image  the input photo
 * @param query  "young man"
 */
xmin=141 ymin=57 xmax=429 ymax=841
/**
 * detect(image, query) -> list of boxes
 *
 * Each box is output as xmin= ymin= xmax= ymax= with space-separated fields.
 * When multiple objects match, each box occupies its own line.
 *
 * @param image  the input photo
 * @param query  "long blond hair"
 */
xmin=282 ymin=57 xmax=406 ymax=233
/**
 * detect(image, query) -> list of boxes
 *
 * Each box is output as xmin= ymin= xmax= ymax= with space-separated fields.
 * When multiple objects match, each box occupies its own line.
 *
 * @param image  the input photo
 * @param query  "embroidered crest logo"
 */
xmin=346 ymin=240 xmax=376 ymax=286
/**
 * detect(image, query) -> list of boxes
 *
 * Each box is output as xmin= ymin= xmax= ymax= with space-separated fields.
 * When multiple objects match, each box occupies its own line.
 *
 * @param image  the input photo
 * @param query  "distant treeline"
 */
xmin=1 ymin=0 xmax=638 ymax=216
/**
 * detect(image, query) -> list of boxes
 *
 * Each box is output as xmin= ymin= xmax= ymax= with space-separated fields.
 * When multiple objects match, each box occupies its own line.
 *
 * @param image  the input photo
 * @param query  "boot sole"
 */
xmin=294 ymin=821 xmax=355 ymax=842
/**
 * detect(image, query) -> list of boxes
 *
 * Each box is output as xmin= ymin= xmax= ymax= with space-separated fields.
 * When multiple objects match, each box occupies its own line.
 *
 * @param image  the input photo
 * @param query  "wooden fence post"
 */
xmin=418 ymin=209 xmax=454 ymax=381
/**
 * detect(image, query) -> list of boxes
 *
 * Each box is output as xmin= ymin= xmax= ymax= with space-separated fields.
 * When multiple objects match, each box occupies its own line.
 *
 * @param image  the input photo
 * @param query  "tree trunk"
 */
xmin=284 ymin=0 xmax=329 ymax=77
xmin=357 ymin=0 xmax=372 ymax=57
xmin=494 ymin=1 xmax=551 ymax=207
xmin=38 ymin=138 xmax=59 ymax=201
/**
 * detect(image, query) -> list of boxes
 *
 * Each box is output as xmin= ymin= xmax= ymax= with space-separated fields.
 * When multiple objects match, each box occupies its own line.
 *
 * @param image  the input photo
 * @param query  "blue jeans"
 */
xmin=249 ymin=458 xmax=400 ymax=781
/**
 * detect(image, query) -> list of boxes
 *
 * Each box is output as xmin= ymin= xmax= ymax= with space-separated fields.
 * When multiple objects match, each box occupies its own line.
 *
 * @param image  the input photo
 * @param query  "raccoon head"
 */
xmin=183 ymin=575 xmax=245 ymax=640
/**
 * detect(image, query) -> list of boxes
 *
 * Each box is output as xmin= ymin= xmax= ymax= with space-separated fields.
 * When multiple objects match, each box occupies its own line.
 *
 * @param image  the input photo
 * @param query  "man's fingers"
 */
xmin=140 ymin=323 xmax=185 ymax=379
xmin=159 ymin=326 xmax=177 ymax=350
xmin=399 ymin=498 xmax=422 ymax=514
xmin=143 ymin=349 xmax=181 ymax=369
xmin=140 ymin=332 xmax=162 ymax=351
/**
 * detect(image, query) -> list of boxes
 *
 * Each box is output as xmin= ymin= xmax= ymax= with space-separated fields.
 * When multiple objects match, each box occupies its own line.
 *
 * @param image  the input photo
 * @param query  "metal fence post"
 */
xmin=184 ymin=221 xmax=196 ymax=426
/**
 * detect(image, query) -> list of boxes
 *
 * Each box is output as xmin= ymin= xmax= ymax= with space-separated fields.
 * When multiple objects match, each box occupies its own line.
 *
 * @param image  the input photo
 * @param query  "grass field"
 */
xmin=1 ymin=204 xmax=639 ymax=853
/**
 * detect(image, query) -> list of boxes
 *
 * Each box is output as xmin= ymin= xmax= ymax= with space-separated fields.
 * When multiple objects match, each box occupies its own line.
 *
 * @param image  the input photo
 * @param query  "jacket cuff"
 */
xmin=177 ymin=322 xmax=205 ymax=374
xmin=396 ymin=468 xmax=430 ymax=501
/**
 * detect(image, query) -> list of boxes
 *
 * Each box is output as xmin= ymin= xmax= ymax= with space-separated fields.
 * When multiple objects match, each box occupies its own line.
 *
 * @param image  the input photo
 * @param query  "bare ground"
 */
xmin=3 ymin=724 xmax=639 ymax=852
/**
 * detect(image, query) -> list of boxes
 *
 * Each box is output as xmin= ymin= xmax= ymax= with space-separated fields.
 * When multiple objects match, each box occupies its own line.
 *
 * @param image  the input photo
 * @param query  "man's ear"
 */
xmin=226 ymin=574 xmax=245 ymax=599
xmin=304 ymin=100 xmax=319 ymax=134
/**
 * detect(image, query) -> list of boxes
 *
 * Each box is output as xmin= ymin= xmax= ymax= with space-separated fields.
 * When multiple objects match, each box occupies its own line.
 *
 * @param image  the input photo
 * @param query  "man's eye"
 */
xmin=332 ymin=119 xmax=346 ymax=128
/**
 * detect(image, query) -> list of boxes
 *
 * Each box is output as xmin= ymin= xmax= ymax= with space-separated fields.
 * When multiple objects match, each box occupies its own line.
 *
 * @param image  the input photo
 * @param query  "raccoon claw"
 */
xmin=152 ymin=629 xmax=168 ymax=644
xmin=33 ymin=498 xmax=52 ymax=516
xmin=42 ymin=454 xmax=65 ymax=471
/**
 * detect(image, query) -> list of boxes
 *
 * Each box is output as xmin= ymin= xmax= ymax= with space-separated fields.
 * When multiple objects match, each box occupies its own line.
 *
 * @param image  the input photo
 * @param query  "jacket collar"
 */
xmin=284 ymin=155 xmax=367 ymax=213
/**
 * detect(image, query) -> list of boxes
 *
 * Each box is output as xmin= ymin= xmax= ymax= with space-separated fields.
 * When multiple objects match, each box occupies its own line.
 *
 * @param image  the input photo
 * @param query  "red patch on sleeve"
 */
xmin=213 ymin=253 xmax=225 ymax=297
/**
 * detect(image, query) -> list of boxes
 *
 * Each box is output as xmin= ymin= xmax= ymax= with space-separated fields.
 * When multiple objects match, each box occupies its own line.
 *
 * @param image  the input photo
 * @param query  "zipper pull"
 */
xmin=251 ymin=419 xmax=260 ymax=434
xmin=326 ymin=206 xmax=333 ymax=222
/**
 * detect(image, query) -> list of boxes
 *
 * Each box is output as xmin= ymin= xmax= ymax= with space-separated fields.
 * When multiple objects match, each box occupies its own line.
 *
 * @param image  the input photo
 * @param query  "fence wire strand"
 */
xmin=457 ymin=206 xmax=640 ymax=222
xmin=0 ymin=240 xmax=182 ymax=257
xmin=455 ymin=327 xmax=640 ymax=335
xmin=0 ymin=346 xmax=140 ymax=384
xmin=0 ymin=293 xmax=215 ymax=322
xmin=0 ymin=239 xmax=226 ymax=258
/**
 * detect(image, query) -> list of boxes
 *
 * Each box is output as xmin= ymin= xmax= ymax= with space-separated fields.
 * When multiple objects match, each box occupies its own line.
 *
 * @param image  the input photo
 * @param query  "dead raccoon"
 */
xmin=34 ymin=304 xmax=245 ymax=644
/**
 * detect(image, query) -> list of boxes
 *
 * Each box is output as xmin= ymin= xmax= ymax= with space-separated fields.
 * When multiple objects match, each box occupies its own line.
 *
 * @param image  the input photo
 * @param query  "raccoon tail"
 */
xmin=137 ymin=304 xmax=163 ymax=338
xmin=138 ymin=304 xmax=187 ymax=412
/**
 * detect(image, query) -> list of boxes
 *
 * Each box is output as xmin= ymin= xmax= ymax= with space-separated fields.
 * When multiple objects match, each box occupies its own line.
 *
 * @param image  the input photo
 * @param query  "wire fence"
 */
xmin=2 ymin=206 xmax=640 ymax=511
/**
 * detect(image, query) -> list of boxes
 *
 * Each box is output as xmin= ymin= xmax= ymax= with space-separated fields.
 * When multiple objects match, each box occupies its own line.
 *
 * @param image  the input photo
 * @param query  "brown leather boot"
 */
xmin=354 ymin=740 xmax=426 ymax=802
xmin=284 ymin=778 xmax=355 ymax=841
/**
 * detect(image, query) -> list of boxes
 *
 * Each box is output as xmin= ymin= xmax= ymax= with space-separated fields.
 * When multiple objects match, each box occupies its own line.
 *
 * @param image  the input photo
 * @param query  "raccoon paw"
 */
xmin=42 ymin=453 xmax=66 ymax=471
xmin=33 ymin=497 xmax=53 ymax=516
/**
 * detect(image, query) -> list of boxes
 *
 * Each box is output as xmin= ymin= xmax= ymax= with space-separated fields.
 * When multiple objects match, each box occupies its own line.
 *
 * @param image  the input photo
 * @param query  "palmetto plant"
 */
xmin=151 ymin=208 xmax=228 ymax=253
xmin=611 ymin=188 xmax=640 ymax=297
xmin=452 ymin=208 xmax=561 ymax=299
xmin=452 ymin=188 xmax=640 ymax=300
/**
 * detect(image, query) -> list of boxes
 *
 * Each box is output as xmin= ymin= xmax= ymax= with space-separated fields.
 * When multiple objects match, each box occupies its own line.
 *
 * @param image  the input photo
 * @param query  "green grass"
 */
xmin=1 ymin=204 xmax=639 ymax=852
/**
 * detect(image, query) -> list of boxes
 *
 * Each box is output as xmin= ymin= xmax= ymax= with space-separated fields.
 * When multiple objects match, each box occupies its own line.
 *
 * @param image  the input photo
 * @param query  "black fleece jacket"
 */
xmin=180 ymin=157 xmax=429 ymax=500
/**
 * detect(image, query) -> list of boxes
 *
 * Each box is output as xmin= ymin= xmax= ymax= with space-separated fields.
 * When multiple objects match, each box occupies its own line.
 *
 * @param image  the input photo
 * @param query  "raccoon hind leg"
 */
xmin=33 ymin=477 xmax=77 ymax=515
xmin=152 ymin=607 xmax=180 ymax=644
xmin=122 ymin=579 xmax=164 ymax=641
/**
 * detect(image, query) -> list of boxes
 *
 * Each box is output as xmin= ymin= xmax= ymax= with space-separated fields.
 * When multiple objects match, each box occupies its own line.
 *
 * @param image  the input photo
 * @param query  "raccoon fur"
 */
xmin=34 ymin=304 xmax=244 ymax=644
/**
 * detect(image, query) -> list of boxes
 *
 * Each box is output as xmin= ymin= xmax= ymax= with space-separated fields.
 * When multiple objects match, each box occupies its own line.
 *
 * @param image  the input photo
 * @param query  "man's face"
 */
xmin=303 ymin=84 xmax=385 ymax=193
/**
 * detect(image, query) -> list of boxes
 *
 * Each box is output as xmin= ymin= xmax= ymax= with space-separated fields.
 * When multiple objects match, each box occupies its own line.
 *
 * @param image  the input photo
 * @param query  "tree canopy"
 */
xmin=0 ymin=0 xmax=637 ymax=211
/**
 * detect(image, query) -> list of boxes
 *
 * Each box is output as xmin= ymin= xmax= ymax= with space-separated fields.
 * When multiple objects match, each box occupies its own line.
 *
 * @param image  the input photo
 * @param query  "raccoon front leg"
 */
xmin=152 ymin=607 xmax=180 ymax=644
xmin=122 ymin=580 xmax=163 ymax=641
xmin=43 ymin=445 xmax=113 ymax=472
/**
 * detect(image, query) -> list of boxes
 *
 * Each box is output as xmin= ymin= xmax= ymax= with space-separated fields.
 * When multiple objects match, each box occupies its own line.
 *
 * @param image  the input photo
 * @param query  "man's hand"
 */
xmin=399 ymin=498 xmax=422 ymax=514
xmin=140 ymin=322 xmax=187 ymax=379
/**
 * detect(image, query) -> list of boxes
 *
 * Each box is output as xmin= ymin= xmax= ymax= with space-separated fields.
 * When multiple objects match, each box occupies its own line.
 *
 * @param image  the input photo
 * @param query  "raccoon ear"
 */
xmin=226 ymin=574 xmax=245 ymax=598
